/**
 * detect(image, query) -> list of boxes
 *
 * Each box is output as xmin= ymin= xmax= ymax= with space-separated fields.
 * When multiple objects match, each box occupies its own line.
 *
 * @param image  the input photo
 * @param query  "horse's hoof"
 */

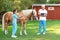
xmin=5 ymin=31 xmax=8 ymax=35
xmin=20 ymin=33 xmax=22 ymax=35
xmin=24 ymin=33 xmax=27 ymax=35
xmin=25 ymin=34 xmax=27 ymax=35
xmin=20 ymin=34 xmax=22 ymax=36
xmin=5 ymin=32 xmax=8 ymax=35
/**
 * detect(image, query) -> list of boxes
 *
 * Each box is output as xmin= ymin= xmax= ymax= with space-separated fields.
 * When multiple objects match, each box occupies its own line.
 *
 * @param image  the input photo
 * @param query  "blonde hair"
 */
xmin=41 ymin=5 xmax=45 ymax=7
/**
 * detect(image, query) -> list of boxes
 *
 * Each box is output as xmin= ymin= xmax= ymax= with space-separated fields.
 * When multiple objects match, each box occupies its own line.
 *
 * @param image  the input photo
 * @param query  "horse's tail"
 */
xmin=2 ymin=13 xmax=6 ymax=31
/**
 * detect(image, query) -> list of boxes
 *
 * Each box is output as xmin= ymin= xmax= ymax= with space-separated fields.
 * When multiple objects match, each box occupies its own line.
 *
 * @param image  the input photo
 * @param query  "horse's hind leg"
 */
xmin=4 ymin=22 xmax=8 ymax=35
xmin=23 ymin=22 xmax=27 ymax=35
xmin=20 ymin=21 xmax=23 ymax=35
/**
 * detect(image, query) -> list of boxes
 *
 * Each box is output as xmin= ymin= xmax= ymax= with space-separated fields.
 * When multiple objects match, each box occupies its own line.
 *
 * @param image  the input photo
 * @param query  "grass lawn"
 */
xmin=0 ymin=20 xmax=60 ymax=40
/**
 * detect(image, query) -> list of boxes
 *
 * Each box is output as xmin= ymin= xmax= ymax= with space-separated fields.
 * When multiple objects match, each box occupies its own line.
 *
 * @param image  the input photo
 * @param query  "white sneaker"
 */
xmin=37 ymin=33 xmax=41 ymax=35
xmin=11 ymin=35 xmax=17 ymax=38
xmin=43 ymin=33 xmax=46 ymax=35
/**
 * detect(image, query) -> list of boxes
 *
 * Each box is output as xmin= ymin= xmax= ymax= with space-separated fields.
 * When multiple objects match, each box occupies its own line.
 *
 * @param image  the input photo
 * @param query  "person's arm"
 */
xmin=38 ymin=12 xmax=40 ymax=16
xmin=18 ymin=16 xmax=23 ymax=18
xmin=44 ymin=13 xmax=47 ymax=17
xmin=15 ymin=13 xmax=23 ymax=19
xmin=44 ymin=10 xmax=47 ymax=17
xmin=18 ymin=14 xmax=25 ymax=19
xmin=15 ymin=15 xmax=18 ymax=19
xmin=38 ymin=10 xmax=41 ymax=16
xmin=13 ymin=14 xmax=18 ymax=19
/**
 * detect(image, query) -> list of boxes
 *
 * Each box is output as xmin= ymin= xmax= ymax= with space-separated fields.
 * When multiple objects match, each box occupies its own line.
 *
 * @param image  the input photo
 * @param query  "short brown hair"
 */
xmin=13 ymin=9 xmax=17 ymax=14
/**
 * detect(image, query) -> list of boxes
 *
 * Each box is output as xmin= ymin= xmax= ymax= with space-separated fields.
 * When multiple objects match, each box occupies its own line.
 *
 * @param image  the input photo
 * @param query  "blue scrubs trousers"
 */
xmin=38 ymin=20 xmax=46 ymax=33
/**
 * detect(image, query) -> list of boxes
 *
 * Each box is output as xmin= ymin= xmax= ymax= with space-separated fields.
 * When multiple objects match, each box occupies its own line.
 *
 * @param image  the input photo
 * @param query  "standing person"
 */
xmin=11 ymin=9 xmax=18 ymax=38
xmin=37 ymin=5 xmax=47 ymax=35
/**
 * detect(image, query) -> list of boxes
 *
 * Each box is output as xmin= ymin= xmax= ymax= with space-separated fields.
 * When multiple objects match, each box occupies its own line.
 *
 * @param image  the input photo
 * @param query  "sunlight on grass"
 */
xmin=35 ymin=38 xmax=41 ymax=40
xmin=47 ymin=24 xmax=60 ymax=28
xmin=47 ymin=28 xmax=60 ymax=35
xmin=47 ymin=25 xmax=60 ymax=35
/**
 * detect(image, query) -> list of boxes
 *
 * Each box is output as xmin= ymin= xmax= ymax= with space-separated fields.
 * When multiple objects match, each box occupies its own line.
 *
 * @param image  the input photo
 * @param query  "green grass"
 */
xmin=0 ymin=20 xmax=60 ymax=40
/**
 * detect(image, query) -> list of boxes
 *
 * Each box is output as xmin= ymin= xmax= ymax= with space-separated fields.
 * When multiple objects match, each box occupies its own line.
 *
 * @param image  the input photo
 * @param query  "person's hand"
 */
xmin=44 ymin=14 xmax=47 ymax=17
xmin=19 ymin=16 xmax=23 ymax=18
xmin=38 ymin=13 xmax=40 ymax=16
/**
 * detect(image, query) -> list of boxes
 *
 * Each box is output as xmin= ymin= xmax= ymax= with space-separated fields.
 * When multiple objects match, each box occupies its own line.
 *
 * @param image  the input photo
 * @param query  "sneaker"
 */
xmin=37 ymin=33 xmax=41 ymax=35
xmin=11 ymin=35 xmax=17 ymax=38
xmin=43 ymin=33 xmax=46 ymax=35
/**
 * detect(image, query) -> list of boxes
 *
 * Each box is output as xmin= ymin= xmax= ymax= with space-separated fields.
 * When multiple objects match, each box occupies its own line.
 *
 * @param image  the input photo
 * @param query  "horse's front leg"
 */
xmin=20 ymin=21 xmax=23 ymax=35
xmin=4 ymin=22 xmax=8 ymax=35
xmin=23 ymin=22 xmax=27 ymax=35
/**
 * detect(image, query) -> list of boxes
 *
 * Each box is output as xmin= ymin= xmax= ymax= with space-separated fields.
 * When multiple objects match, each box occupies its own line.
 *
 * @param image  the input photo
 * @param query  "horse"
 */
xmin=2 ymin=9 xmax=36 ymax=35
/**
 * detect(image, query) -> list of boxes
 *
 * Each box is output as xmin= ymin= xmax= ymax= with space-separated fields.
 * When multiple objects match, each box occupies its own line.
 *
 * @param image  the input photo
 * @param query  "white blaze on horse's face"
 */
xmin=22 ymin=9 xmax=32 ymax=16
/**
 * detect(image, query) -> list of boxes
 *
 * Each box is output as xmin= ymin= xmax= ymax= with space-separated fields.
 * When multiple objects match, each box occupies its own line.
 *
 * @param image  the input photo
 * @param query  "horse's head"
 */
xmin=32 ymin=9 xmax=37 ymax=17
xmin=22 ymin=9 xmax=37 ymax=18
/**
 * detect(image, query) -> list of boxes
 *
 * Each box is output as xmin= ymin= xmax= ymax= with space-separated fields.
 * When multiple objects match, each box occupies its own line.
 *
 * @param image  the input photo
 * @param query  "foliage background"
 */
xmin=0 ymin=0 xmax=60 ymax=12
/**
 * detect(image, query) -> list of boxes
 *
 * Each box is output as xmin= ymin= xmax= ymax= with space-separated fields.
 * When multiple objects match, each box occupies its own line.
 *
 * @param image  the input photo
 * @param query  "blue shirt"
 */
xmin=12 ymin=14 xmax=18 ymax=24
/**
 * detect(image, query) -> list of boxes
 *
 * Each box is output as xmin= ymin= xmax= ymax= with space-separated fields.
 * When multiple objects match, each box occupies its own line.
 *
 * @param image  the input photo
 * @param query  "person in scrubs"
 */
xmin=11 ymin=9 xmax=18 ymax=38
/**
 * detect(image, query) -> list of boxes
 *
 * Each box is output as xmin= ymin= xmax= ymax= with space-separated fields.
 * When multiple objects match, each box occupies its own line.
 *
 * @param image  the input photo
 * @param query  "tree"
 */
xmin=0 ymin=0 xmax=60 ymax=12
xmin=49 ymin=0 xmax=60 ymax=4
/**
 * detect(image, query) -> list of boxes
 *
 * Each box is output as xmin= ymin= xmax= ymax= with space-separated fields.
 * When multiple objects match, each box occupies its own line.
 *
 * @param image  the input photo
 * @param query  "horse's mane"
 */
xmin=6 ymin=11 xmax=12 ymax=13
xmin=4 ymin=9 xmax=33 ymax=17
xmin=21 ymin=9 xmax=32 ymax=16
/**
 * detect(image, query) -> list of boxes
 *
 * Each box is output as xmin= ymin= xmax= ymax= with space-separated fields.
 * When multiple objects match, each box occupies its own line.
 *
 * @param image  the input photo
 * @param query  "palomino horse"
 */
xmin=2 ymin=9 xmax=36 ymax=35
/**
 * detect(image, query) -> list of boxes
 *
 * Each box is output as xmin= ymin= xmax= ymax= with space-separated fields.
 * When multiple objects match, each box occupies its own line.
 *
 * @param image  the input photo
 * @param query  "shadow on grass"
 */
xmin=0 ymin=28 xmax=60 ymax=40
xmin=0 ymin=20 xmax=60 ymax=40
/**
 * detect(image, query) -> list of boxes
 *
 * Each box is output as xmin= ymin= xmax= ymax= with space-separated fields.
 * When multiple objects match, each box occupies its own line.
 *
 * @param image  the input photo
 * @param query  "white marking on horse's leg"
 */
xmin=24 ymin=24 xmax=27 ymax=35
xmin=35 ymin=16 xmax=38 ymax=20
xmin=24 ymin=30 xmax=27 ymax=35
xmin=31 ymin=16 xmax=33 ymax=21
xmin=20 ymin=30 xmax=22 ymax=35
xmin=5 ymin=30 xmax=8 ymax=35
xmin=20 ymin=22 xmax=23 ymax=35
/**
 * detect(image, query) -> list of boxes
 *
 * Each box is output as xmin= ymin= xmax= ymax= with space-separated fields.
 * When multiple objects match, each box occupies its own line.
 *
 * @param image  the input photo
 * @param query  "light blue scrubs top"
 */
xmin=12 ymin=14 xmax=18 ymax=26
